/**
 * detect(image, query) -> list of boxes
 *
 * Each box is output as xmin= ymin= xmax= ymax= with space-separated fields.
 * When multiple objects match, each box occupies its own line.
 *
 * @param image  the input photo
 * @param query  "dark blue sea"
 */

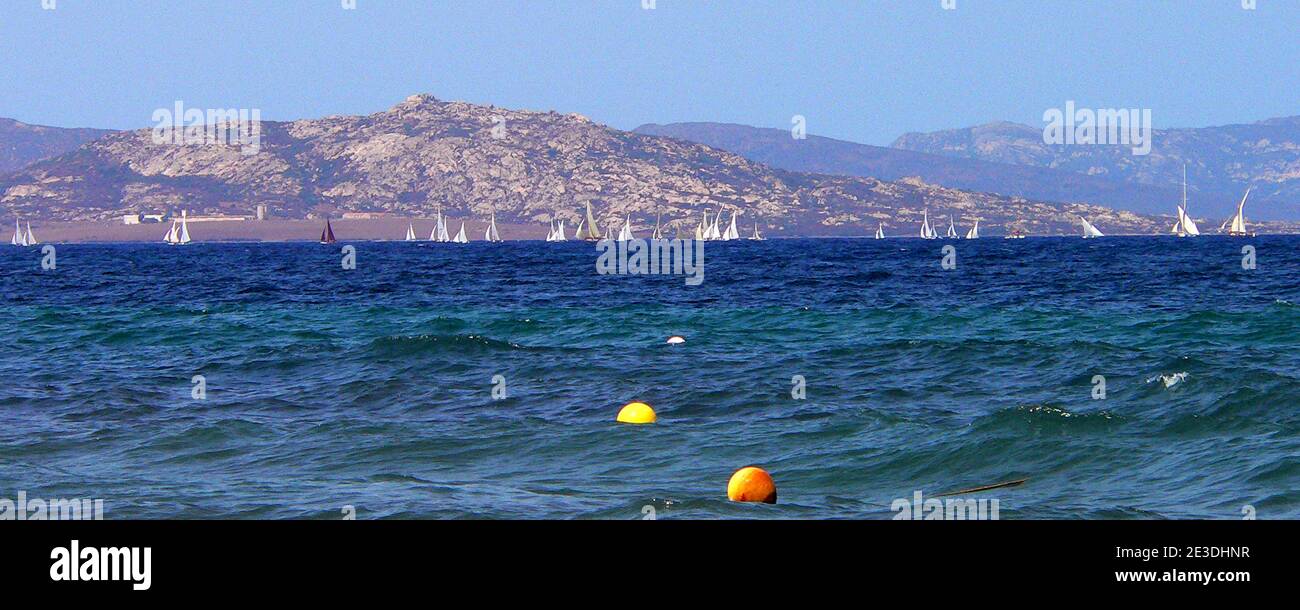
xmin=2 ymin=237 xmax=1297 ymax=519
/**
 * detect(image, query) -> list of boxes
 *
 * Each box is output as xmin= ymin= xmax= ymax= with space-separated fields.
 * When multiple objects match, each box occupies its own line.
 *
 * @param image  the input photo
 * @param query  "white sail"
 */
xmin=1080 ymin=216 xmax=1104 ymax=238
xmin=875 ymin=222 xmax=885 ymax=239
xmin=921 ymin=210 xmax=936 ymax=239
xmin=1176 ymin=164 xmax=1200 ymax=237
xmin=453 ymin=222 xmax=468 ymax=243
xmin=405 ymin=222 xmax=416 ymax=241
xmin=652 ymin=214 xmax=663 ymax=240
xmin=584 ymin=203 xmax=601 ymax=240
xmin=164 ymin=220 xmax=178 ymax=244
xmin=698 ymin=211 xmax=709 ymax=241
xmin=724 ymin=212 xmax=739 ymax=240
xmin=24 ymin=222 xmax=35 ymax=246
xmin=545 ymin=220 xmax=557 ymax=242
xmin=707 ymin=210 xmax=722 ymax=240
xmin=485 ymin=214 xmax=501 ymax=242
xmin=616 ymin=215 xmax=633 ymax=242
xmin=965 ymin=220 xmax=979 ymax=240
xmin=694 ymin=221 xmax=704 ymax=241
xmin=178 ymin=213 xmax=191 ymax=244
xmin=1230 ymin=187 xmax=1250 ymax=235
xmin=11 ymin=219 xmax=21 ymax=246
xmin=573 ymin=218 xmax=585 ymax=241
xmin=751 ymin=223 xmax=763 ymax=240
xmin=946 ymin=216 xmax=958 ymax=238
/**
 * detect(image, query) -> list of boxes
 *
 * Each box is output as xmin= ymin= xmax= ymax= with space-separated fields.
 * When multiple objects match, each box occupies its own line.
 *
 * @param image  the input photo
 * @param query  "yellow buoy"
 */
xmin=616 ymin=401 xmax=656 ymax=424
xmin=727 ymin=466 xmax=777 ymax=504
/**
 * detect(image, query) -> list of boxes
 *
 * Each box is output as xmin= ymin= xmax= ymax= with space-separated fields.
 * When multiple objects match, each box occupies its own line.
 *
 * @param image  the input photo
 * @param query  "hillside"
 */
xmin=0 ymin=95 xmax=1179 ymax=236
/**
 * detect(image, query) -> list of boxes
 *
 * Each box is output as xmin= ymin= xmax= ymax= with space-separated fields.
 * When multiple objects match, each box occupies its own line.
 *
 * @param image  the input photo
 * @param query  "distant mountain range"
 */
xmin=891 ymin=118 xmax=1300 ymax=219
xmin=0 ymin=95 xmax=1174 ymax=236
xmin=0 ymin=118 xmax=113 ymax=175
xmin=634 ymin=122 xmax=1188 ymax=218
xmin=638 ymin=118 xmax=1300 ymax=221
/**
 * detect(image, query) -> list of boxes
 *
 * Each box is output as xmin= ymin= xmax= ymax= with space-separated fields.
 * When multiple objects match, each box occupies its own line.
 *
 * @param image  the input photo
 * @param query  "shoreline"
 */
xmin=6 ymin=218 xmax=1294 ymax=244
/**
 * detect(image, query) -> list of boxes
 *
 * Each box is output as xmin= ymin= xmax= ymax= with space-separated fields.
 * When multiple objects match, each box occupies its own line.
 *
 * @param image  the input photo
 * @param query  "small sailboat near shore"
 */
xmin=453 ymin=221 xmax=469 ymax=243
xmin=11 ymin=218 xmax=34 ymax=246
xmin=1080 ymin=216 xmax=1104 ymax=238
xmin=484 ymin=214 xmax=502 ymax=242
xmin=164 ymin=211 xmax=191 ymax=245
xmin=320 ymin=219 xmax=337 ymax=244
xmin=920 ymin=210 xmax=937 ymax=239
xmin=750 ymin=223 xmax=764 ymax=241
xmin=1224 ymin=187 xmax=1254 ymax=237
xmin=405 ymin=222 xmax=417 ymax=241
xmin=964 ymin=220 xmax=980 ymax=240
xmin=582 ymin=203 xmax=602 ymax=240
xmin=431 ymin=208 xmax=451 ymax=242
xmin=1171 ymin=165 xmax=1200 ymax=237
xmin=723 ymin=211 xmax=739 ymax=241
xmin=945 ymin=216 xmax=959 ymax=239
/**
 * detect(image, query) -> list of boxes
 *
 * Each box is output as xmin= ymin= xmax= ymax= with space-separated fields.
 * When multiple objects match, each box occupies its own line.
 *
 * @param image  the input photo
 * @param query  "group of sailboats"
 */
xmin=547 ymin=203 xmax=762 ymax=242
xmin=545 ymin=219 xmax=569 ymax=242
xmin=917 ymin=210 xmax=975 ymax=240
xmin=9 ymin=218 xmax=37 ymax=246
xmin=162 ymin=211 xmax=192 ymax=245
xmin=429 ymin=208 xmax=469 ymax=243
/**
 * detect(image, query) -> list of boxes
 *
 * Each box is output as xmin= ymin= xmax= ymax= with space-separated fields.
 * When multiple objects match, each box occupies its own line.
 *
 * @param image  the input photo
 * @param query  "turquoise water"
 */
xmin=1 ymin=237 xmax=1297 ymax=519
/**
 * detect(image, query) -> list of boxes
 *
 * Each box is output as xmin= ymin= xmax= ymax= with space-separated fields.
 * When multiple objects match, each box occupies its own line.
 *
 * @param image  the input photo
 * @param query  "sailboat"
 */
xmin=1079 ymin=216 xmax=1104 ymax=238
xmin=652 ymin=213 xmax=664 ymax=240
xmin=484 ymin=214 xmax=502 ymax=242
xmin=430 ymin=207 xmax=451 ymax=242
xmin=11 ymin=219 xmax=26 ymax=246
xmin=708 ymin=211 xmax=723 ymax=240
xmin=545 ymin=220 xmax=558 ymax=242
xmin=1226 ymin=187 xmax=1252 ymax=237
xmin=920 ymin=210 xmax=937 ymax=239
xmin=723 ymin=212 xmax=740 ymax=241
xmin=573 ymin=218 xmax=586 ymax=241
xmin=875 ymin=222 xmax=885 ymax=240
xmin=320 ymin=219 xmax=337 ymax=244
xmin=583 ymin=202 xmax=602 ymax=240
xmin=453 ymin=222 xmax=469 ymax=243
xmin=555 ymin=220 xmax=567 ymax=241
xmin=964 ymin=220 xmax=979 ymax=240
xmin=163 ymin=219 xmax=178 ymax=244
xmin=945 ymin=216 xmax=959 ymax=239
xmin=697 ymin=211 xmax=709 ymax=241
xmin=1172 ymin=165 xmax=1200 ymax=237
xmin=617 ymin=215 xmax=634 ymax=242
xmin=405 ymin=222 xmax=417 ymax=241
xmin=176 ymin=211 xmax=191 ymax=245
xmin=23 ymin=222 xmax=37 ymax=246
xmin=750 ymin=223 xmax=764 ymax=241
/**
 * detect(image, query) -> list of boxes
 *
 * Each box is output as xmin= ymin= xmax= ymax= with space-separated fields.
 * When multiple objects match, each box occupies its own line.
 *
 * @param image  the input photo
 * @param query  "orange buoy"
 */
xmin=616 ymin=401 xmax=657 ymax=424
xmin=727 ymin=466 xmax=777 ymax=504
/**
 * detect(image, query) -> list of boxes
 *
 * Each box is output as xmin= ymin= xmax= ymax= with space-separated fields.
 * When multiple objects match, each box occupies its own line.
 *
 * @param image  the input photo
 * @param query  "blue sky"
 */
xmin=1 ymin=0 xmax=1294 ymax=145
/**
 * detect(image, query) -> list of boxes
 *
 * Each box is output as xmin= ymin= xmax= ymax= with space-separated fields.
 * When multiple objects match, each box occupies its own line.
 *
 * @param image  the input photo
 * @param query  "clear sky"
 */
xmin=1 ymin=0 xmax=1295 ymax=145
